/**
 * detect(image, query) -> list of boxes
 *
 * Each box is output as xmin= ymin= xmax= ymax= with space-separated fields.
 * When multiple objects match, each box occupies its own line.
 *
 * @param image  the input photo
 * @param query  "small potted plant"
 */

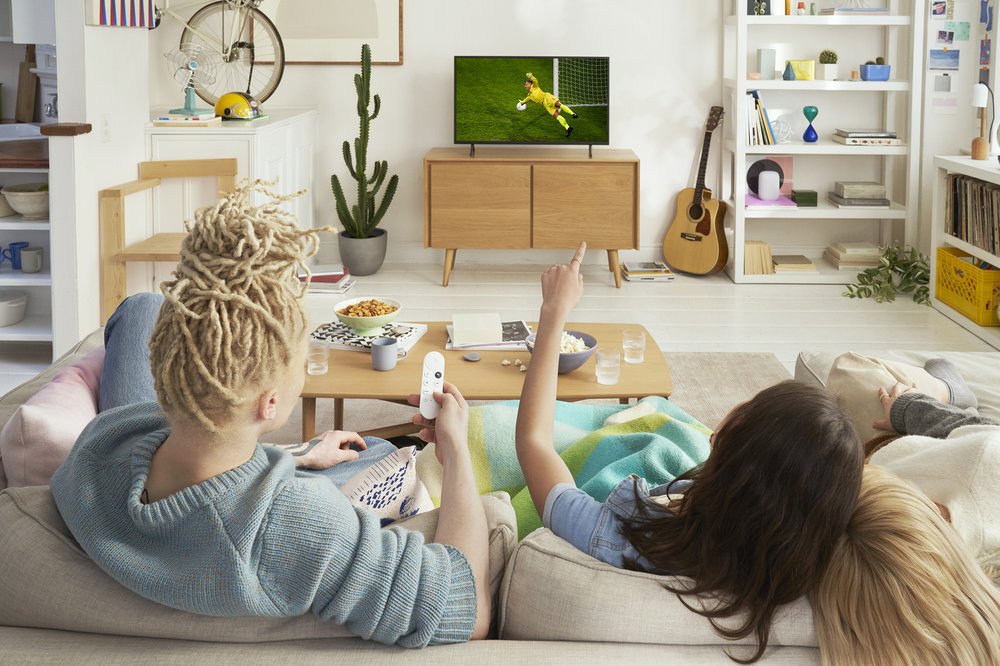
xmin=819 ymin=49 xmax=838 ymax=81
xmin=330 ymin=43 xmax=399 ymax=276
xmin=860 ymin=56 xmax=891 ymax=81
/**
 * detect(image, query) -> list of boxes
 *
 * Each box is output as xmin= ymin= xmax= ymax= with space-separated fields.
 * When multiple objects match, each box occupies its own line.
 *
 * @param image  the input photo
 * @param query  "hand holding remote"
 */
xmin=419 ymin=351 xmax=445 ymax=419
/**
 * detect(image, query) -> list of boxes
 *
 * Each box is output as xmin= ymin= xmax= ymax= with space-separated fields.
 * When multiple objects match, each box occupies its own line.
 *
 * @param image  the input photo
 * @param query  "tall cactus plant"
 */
xmin=331 ymin=43 xmax=399 ymax=239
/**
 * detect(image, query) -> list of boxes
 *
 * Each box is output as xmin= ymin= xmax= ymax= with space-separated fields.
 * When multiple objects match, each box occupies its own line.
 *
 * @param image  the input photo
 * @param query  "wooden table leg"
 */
xmin=442 ymin=248 xmax=457 ymax=286
xmin=302 ymin=397 xmax=317 ymax=440
xmin=334 ymin=398 xmax=345 ymax=430
xmin=607 ymin=249 xmax=622 ymax=288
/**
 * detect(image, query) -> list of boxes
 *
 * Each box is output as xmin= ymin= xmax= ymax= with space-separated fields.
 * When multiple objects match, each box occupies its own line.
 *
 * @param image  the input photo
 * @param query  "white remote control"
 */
xmin=419 ymin=351 xmax=446 ymax=419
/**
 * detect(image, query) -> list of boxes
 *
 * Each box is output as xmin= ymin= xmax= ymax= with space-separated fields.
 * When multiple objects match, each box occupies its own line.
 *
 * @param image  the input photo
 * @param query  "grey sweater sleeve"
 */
xmin=889 ymin=392 xmax=1000 ymax=439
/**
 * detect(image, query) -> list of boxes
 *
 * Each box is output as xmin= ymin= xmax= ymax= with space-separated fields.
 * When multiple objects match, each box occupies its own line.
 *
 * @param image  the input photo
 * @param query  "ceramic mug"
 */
xmin=371 ymin=337 xmax=404 ymax=371
xmin=0 ymin=241 xmax=30 ymax=270
xmin=19 ymin=246 xmax=43 ymax=273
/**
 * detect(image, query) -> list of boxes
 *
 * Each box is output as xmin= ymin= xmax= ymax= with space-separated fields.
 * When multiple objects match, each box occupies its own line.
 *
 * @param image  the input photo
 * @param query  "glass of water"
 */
xmin=595 ymin=347 xmax=621 ymax=385
xmin=622 ymin=329 xmax=646 ymax=364
xmin=307 ymin=339 xmax=329 ymax=375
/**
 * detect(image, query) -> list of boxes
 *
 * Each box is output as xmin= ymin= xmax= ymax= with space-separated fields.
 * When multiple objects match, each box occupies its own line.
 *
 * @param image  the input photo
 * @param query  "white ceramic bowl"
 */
xmin=0 ymin=290 xmax=28 ymax=327
xmin=2 ymin=183 xmax=49 ymax=220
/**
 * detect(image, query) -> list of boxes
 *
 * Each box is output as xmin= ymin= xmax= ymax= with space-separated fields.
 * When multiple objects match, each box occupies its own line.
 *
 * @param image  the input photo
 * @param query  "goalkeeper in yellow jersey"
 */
xmin=518 ymin=72 xmax=578 ymax=137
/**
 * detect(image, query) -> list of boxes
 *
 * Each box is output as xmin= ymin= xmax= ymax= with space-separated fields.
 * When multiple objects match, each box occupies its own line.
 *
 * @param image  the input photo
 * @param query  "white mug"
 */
xmin=19 ymin=246 xmax=42 ymax=273
xmin=758 ymin=170 xmax=781 ymax=201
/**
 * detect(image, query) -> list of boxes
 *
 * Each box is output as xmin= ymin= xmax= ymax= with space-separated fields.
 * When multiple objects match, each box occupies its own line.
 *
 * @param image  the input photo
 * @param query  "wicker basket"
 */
xmin=936 ymin=247 xmax=1000 ymax=326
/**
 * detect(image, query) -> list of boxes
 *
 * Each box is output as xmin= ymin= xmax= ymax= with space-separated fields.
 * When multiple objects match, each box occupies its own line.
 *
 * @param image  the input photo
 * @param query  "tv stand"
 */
xmin=424 ymin=147 xmax=640 ymax=287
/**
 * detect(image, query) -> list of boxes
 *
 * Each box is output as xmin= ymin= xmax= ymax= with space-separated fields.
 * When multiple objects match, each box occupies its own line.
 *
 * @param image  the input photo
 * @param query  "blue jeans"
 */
xmin=99 ymin=293 xmax=396 ymax=482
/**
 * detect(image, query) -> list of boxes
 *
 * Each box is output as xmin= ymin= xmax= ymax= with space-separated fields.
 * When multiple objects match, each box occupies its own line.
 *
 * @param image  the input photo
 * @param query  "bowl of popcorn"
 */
xmin=525 ymin=330 xmax=597 ymax=374
xmin=333 ymin=297 xmax=401 ymax=337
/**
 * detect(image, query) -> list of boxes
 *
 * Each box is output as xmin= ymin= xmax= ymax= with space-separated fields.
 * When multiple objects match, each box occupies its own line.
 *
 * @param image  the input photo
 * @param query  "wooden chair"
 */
xmin=98 ymin=159 xmax=238 ymax=322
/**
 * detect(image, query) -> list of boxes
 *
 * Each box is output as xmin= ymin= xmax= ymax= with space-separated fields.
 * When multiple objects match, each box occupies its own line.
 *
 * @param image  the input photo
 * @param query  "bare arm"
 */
xmin=409 ymin=383 xmax=490 ymax=640
xmin=515 ymin=243 xmax=586 ymax=515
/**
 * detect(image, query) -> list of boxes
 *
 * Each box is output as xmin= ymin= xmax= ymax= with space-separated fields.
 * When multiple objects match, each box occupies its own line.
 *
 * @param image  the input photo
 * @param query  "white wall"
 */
xmin=149 ymin=0 xmax=725 ymax=265
xmin=50 ymin=3 xmax=149 ymax=354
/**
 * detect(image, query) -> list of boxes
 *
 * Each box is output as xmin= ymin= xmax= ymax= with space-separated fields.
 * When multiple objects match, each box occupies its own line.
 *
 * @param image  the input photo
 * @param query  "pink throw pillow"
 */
xmin=0 ymin=348 xmax=104 ymax=487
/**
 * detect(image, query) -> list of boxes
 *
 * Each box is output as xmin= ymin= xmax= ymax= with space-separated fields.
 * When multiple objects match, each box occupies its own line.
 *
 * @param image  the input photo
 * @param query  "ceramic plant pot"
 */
xmin=820 ymin=63 xmax=838 ymax=81
xmin=338 ymin=228 xmax=388 ymax=276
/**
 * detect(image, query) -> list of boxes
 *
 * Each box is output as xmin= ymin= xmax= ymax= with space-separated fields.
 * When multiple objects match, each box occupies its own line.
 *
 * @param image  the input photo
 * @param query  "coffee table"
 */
xmin=300 ymin=322 xmax=672 ymax=439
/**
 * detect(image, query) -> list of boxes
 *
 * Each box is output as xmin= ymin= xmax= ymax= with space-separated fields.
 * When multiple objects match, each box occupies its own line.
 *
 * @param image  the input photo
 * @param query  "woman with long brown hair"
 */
xmin=515 ymin=242 xmax=864 ymax=662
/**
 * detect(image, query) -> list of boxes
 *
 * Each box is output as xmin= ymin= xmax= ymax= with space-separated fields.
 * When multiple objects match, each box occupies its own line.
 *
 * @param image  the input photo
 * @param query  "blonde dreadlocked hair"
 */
xmin=149 ymin=180 xmax=329 ymax=433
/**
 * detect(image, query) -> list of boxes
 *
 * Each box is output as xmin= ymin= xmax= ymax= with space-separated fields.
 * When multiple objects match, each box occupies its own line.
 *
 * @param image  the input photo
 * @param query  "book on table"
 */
xmin=311 ymin=321 xmax=428 ymax=353
xmin=833 ymin=181 xmax=886 ymax=198
xmin=306 ymin=276 xmax=355 ymax=294
xmin=834 ymin=129 xmax=897 ymax=139
xmin=445 ymin=319 xmax=533 ymax=350
xmin=772 ymin=254 xmax=817 ymax=273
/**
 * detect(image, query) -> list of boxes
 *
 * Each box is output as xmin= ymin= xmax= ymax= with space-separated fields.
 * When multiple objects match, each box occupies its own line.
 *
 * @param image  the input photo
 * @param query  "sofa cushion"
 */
xmin=0 ymin=485 xmax=516 ymax=641
xmin=0 ymin=348 xmax=104 ymax=487
xmin=498 ymin=528 xmax=817 ymax=650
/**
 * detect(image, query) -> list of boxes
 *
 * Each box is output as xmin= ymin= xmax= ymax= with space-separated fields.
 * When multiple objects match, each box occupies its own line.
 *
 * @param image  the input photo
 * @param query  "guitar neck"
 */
xmin=692 ymin=129 xmax=714 ymax=203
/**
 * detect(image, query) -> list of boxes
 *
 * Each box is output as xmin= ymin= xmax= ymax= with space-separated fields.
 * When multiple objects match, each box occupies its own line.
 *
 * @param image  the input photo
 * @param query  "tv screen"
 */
xmin=454 ymin=56 xmax=610 ymax=145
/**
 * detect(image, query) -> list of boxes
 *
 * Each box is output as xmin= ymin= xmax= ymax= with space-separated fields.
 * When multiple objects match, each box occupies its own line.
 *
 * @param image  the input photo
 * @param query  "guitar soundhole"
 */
xmin=688 ymin=204 xmax=705 ymax=222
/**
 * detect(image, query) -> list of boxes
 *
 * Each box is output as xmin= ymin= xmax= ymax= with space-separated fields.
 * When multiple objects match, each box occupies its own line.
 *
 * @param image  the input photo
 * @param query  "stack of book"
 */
xmin=622 ymin=261 xmax=674 ymax=282
xmin=298 ymin=264 xmax=355 ymax=294
xmin=152 ymin=112 xmax=222 ymax=127
xmin=818 ymin=2 xmax=889 ymax=15
xmin=831 ymin=129 xmax=901 ymax=146
xmin=744 ymin=240 xmax=774 ymax=275
xmin=772 ymin=254 xmax=818 ymax=273
xmin=824 ymin=241 xmax=881 ymax=270
xmin=746 ymin=90 xmax=777 ymax=146
xmin=828 ymin=181 xmax=891 ymax=208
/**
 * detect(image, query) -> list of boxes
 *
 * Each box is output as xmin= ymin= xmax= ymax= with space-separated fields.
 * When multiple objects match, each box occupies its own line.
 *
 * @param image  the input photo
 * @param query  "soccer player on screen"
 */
xmin=518 ymin=72 xmax=578 ymax=137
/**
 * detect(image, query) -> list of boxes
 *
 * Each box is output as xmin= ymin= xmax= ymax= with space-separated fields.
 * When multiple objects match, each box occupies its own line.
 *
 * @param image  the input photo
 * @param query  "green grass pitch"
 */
xmin=455 ymin=57 xmax=610 ymax=144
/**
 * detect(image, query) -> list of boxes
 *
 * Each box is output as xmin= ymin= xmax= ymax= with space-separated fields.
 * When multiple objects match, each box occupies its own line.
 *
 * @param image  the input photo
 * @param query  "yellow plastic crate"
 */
xmin=936 ymin=247 xmax=1000 ymax=326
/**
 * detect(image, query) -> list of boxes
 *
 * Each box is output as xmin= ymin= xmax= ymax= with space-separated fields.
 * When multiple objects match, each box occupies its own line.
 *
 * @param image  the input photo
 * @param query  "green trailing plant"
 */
xmin=843 ymin=245 xmax=930 ymax=305
xmin=331 ymin=43 xmax=399 ymax=239
xmin=819 ymin=49 xmax=838 ymax=64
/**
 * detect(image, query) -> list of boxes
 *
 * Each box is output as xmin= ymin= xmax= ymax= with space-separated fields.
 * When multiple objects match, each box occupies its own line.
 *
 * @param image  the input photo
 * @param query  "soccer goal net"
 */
xmin=553 ymin=58 xmax=609 ymax=107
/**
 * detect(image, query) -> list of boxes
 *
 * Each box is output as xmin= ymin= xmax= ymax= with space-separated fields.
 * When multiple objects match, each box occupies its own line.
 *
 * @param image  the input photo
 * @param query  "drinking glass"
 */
xmin=595 ymin=347 xmax=621 ymax=385
xmin=307 ymin=339 xmax=329 ymax=375
xmin=622 ymin=329 xmax=646 ymax=364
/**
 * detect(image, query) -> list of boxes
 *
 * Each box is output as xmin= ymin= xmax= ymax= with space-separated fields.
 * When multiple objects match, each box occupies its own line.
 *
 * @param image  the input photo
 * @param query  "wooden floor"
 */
xmin=0 ymin=261 xmax=994 ymax=396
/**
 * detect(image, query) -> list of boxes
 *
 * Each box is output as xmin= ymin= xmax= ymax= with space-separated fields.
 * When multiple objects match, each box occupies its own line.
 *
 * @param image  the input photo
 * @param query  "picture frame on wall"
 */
xmin=261 ymin=0 xmax=403 ymax=65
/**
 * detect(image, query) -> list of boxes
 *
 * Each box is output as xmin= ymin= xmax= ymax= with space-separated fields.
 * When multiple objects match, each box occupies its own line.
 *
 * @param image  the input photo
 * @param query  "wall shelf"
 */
xmin=0 ymin=315 xmax=54 ymax=342
xmin=725 ymin=15 xmax=911 ymax=27
xmin=0 ymin=216 xmax=50 ymax=230
xmin=725 ymin=78 xmax=910 ymax=92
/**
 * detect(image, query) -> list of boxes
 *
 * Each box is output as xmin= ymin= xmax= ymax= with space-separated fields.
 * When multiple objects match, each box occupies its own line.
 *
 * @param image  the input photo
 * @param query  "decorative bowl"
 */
xmin=525 ymin=330 xmax=598 ymax=374
xmin=859 ymin=64 xmax=891 ymax=81
xmin=333 ymin=297 xmax=401 ymax=337
xmin=1 ymin=183 xmax=49 ymax=220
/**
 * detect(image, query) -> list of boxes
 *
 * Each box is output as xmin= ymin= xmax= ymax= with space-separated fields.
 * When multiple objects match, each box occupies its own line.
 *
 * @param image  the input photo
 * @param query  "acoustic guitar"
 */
xmin=662 ymin=106 xmax=728 ymax=275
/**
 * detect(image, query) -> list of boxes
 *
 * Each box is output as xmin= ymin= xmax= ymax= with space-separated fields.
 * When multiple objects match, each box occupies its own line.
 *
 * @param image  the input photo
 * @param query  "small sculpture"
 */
xmin=802 ymin=105 xmax=819 ymax=143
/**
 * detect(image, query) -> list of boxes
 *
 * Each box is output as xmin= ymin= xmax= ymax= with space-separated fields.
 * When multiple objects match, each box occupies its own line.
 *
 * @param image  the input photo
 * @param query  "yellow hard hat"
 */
xmin=215 ymin=92 xmax=263 ymax=120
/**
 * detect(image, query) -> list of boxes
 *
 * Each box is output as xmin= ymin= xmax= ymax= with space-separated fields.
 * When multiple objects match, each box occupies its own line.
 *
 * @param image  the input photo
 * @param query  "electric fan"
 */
xmin=164 ymin=44 xmax=219 ymax=116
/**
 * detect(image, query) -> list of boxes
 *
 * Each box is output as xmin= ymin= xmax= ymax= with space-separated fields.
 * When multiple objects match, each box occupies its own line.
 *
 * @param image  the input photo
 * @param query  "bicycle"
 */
xmin=153 ymin=0 xmax=285 ymax=105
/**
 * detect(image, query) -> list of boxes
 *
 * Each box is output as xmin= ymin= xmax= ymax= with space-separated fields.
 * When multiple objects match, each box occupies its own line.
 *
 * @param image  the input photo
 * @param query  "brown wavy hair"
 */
xmin=621 ymin=380 xmax=863 ymax=663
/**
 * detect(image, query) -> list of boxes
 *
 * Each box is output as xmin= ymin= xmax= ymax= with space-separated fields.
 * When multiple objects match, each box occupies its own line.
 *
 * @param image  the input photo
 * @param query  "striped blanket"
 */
xmin=415 ymin=397 xmax=712 ymax=539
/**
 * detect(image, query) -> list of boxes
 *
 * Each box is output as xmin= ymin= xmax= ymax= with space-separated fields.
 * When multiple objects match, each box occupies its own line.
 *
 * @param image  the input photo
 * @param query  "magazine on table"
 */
xmin=445 ymin=320 xmax=532 ymax=350
xmin=311 ymin=321 xmax=427 ymax=353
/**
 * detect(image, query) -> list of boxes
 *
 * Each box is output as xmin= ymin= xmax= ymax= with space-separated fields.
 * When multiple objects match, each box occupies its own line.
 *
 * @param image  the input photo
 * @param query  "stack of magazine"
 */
xmin=831 ymin=129 xmax=901 ymax=147
xmin=827 ymin=181 xmax=890 ymax=208
xmin=623 ymin=261 xmax=674 ymax=282
xmin=298 ymin=264 xmax=355 ymax=294
xmin=445 ymin=317 xmax=532 ymax=351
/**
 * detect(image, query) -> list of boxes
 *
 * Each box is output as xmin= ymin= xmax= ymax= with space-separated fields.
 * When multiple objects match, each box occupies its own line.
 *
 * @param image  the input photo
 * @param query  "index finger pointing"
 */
xmin=569 ymin=241 xmax=587 ymax=269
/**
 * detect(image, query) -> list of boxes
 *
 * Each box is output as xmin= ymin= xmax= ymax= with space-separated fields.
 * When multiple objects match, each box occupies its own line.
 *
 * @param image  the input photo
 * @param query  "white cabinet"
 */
xmin=929 ymin=156 xmax=1000 ymax=349
xmin=0 ymin=165 xmax=51 ymax=344
xmin=720 ymin=7 xmax=924 ymax=283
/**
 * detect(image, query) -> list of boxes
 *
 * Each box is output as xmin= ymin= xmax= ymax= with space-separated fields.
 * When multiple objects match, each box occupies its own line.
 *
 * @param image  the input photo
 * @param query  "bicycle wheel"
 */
xmin=179 ymin=1 xmax=285 ymax=105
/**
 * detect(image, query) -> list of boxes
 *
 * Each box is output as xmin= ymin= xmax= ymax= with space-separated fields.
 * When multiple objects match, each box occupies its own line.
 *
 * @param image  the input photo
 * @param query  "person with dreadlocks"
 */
xmin=50 ymin=181 xmax=490 ymax=647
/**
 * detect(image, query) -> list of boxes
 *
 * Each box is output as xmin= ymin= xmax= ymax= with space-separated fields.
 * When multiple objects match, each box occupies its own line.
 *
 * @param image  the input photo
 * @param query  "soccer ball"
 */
xmin=516 ymin=102 xmax=527 ymax=111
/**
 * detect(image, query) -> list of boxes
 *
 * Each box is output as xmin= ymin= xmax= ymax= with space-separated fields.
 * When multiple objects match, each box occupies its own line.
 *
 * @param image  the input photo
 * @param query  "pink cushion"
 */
xmin=0 ymin=348 xmax=104 ymax=487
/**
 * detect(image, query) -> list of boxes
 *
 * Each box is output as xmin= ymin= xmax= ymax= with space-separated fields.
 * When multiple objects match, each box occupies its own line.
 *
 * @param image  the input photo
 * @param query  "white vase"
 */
xmin=820 ymin=63 xmax=838 ymax=81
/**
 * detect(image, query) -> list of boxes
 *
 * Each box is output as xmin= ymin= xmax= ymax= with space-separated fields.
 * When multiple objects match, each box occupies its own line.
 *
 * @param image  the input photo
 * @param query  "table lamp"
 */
xmin=972 ymin=82 xmax=992 ymax=160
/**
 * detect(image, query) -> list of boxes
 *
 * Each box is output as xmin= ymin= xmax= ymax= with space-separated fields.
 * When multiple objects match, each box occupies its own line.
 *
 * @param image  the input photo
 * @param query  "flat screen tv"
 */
xmin=454 ymin=56 xmax=610 ymax=146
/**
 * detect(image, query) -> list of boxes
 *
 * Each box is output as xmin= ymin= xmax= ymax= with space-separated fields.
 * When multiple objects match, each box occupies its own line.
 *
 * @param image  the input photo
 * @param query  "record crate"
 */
xmin=936 ymin=247 xmax=1000 ymax=326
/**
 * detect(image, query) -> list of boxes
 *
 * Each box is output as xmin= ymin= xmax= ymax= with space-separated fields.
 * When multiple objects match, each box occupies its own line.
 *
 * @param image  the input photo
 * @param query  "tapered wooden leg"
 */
xmin=442 ymin=249 xmax=457 ymax=286
xmin=334 ymin=398 xmax=345 ymax=430
xmin=607 ymin=249 xmax=622 ymax=288
xmin=302 ymin=397 xmax=317 ymax=440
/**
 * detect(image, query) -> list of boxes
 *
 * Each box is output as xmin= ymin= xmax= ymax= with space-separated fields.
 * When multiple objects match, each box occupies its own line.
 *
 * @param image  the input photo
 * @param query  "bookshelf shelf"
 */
xmin=929 ymin=156 xmax=1000 ymax=349
xmin=720 ymin=4 xmax=923 ymax=285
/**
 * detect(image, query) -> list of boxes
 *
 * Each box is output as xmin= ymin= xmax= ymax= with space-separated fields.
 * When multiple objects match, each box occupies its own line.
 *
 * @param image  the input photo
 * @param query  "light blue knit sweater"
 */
xmin=50 ymin=402 xmax=477 ymax=648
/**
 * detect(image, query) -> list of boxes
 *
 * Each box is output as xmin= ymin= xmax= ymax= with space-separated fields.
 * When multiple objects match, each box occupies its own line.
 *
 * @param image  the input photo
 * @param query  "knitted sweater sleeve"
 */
xmin=890 ymin=392 xmax=1000 ymax=439
xmin=255 ymin=481 xmax=477 ymax=648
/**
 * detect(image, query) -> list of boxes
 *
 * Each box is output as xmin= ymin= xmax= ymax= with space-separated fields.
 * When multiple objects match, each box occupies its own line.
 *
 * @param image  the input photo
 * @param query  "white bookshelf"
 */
xmin=720 ymin=2 xmax=923 ymax=284
xmin=929 ymin=156 xmax=1000 ymax=349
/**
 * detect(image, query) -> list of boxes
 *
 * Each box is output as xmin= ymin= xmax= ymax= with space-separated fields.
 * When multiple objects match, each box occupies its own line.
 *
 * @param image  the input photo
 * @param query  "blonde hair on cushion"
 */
xmin=811 ymin=465 xmax=1000 ymax=666
xmin=149 ymin=180 xmax=328 ymax=432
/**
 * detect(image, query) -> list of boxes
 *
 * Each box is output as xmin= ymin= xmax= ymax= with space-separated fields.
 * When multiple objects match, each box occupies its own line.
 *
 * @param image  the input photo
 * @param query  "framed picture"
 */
xmin=260 ymin=0 xmax=403 ymax=65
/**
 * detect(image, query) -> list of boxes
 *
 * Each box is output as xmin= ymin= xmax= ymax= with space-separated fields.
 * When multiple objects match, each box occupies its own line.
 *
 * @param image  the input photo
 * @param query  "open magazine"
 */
xmin=445 ymin=320 xmax=532 ymax=351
